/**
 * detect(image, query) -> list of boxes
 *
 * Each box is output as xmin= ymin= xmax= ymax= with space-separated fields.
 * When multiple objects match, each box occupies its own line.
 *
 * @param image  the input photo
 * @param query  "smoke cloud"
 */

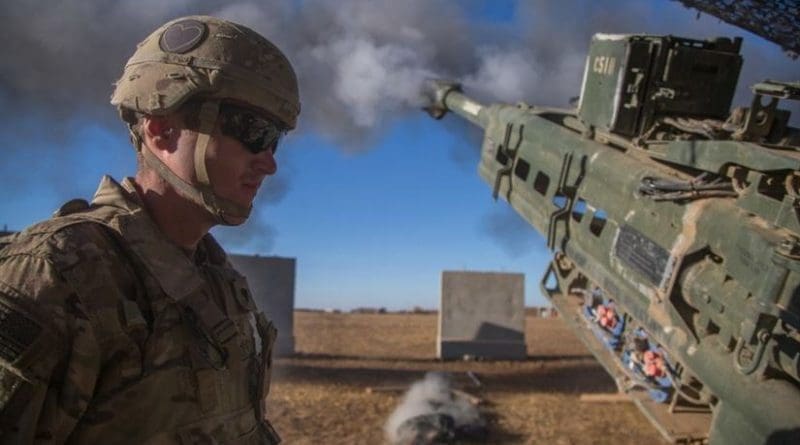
xmin=213 ymin=212 xmax=278 ymax=254
xmin=2 ymin=0 xmax=796 ymax=141
xmin=481 ymin=206 xmax=545 ymax=258
xmin=1 ymin=0 xmax=797 ymax=251
xmin=384 ymin=372 xmax=484 ymax=444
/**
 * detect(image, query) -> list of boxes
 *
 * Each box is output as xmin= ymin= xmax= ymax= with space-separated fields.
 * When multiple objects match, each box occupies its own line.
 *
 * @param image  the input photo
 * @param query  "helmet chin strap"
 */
xmin=140 ymin=100 xmax=253 ymax=226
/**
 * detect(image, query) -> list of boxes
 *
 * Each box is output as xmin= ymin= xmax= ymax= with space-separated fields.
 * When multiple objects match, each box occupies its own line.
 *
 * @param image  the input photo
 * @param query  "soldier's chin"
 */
xmin=221 ymin=214 xmax=249 ymax=226
xmin=213 ymin=195 xmax=253 ymax=226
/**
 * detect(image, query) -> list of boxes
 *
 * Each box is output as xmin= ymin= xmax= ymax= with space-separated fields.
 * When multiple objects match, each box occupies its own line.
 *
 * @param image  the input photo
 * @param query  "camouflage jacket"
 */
xmin=0 ymin=176 xmax=279 ymax=444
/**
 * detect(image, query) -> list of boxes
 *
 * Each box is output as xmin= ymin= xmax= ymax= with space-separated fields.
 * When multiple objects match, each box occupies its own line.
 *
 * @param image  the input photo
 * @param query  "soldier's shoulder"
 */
xmin=0 ymin=214 xmax=127 ymax=308
xmin=1 ymin=214 xmax=116 ymax=263
xmin=1 ymin=213 xmax=118 ymax=276
xmin=0 ymin=218 xmax=111 ymax=355
xmin=0 ymin=212 xmax=135 ymax=337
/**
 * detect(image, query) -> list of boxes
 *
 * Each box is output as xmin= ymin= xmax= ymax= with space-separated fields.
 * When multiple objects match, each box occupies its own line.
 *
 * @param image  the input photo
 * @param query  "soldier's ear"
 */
xmin=142 ymin=116 xmax=176 ymax=150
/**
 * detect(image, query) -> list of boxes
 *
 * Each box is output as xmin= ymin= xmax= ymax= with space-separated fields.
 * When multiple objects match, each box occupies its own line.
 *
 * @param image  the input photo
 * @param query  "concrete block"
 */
xmin=438 ymin=271 xmax=526 ymax=360
xmin=229 ymin=255 xmax=296 ymax=356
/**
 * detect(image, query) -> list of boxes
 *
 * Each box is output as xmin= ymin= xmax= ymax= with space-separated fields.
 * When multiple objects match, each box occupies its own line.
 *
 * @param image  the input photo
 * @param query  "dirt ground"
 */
xmin=267 ymin=311 xmax=665 ymax=444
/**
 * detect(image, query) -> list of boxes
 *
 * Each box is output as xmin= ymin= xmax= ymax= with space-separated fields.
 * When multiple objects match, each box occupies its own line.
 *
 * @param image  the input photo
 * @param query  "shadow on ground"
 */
xmin=273 ymin=356 xmax=617 ymax=394
xmin=483 ymin=411 xmax=529 ymax=444
xmin=287 ymin=352 xmax=596 ymax=363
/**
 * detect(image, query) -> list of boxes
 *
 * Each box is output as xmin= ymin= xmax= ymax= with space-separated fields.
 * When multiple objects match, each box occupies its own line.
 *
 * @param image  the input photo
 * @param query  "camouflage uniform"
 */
xmin=0 ymin=176 xmax=279 ymax=444
xmin=0 ymin=14 xmax=299 ymax=443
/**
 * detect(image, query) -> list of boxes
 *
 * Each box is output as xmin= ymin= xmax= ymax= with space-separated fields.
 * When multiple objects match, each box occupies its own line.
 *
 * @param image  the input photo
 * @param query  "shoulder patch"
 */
xmin=0 ymin=298 xmax=42 ymax=364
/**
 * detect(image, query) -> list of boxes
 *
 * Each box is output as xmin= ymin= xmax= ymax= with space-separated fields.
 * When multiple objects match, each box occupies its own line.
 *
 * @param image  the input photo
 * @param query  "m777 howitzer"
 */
xmin=423 ymin=34 xmax=800 ymax=444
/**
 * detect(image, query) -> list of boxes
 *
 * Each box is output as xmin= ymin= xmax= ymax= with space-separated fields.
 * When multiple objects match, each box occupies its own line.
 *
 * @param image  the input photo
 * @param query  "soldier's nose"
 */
xmin=253 ymin=149 xmax=277 ymax=176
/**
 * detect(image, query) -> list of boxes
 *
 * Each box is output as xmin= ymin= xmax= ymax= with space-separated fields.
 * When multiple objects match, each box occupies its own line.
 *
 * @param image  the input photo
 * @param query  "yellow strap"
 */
xmin=194 ymin=100 xmax=219 ymax=186
xmin=142 ymin=146 xmax=205 ymax=206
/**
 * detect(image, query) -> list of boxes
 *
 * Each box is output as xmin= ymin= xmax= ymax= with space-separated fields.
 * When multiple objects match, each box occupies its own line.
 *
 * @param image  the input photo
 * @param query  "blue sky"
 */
xmin=230 ymin=114 xmax=551 ymax=309
xmin=1 ymin=0 xmax=798 ymax=310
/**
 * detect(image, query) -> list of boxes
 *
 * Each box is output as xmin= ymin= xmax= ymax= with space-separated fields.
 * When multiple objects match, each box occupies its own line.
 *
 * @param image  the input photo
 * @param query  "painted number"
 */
xmin=592 ymin=56 xmax=616 ymax=76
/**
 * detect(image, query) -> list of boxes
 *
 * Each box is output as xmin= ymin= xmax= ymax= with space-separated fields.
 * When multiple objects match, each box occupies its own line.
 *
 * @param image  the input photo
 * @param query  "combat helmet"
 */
xmin=111 ymin=15 xmax=300 ymax=225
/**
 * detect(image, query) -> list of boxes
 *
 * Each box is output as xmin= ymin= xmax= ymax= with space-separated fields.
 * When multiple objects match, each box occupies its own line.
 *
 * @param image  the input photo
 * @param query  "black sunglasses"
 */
xmin=218 ymin=104 xmax=286 ymax=154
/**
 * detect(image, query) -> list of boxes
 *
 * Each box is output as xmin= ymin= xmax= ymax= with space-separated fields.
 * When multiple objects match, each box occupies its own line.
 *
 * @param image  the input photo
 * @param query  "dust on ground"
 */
xmin=267 ymin=312 xmax=664 ymax=444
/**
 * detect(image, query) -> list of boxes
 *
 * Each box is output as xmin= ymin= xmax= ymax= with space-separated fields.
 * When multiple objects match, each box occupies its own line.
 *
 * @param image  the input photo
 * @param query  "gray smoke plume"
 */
xmin=385 ymin=372 xmax=484 ymax=444
xmin=1 ymin=0 xmax=797 ymax=251
xmin=2 ymin=0 xmax=797 ymax=143
xmin=0 ymin=0 xmax=551 ymax=147
xmin=213 ymin=212 xmax=278 ymax=254
xmin=481 ymin=206 xmax=545 ymax=258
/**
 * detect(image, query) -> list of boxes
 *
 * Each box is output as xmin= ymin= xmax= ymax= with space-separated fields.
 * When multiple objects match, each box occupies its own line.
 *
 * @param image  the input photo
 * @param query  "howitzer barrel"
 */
xmin=421 ymin=80 xmax=488 ymax=128
xmin=420 ymin=47 xmax=800 ymax=443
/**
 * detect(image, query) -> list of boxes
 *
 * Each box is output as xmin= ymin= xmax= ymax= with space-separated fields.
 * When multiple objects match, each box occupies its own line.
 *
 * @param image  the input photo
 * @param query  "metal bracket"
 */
xmin=547 ymin=153 xmax=586 ymax=250
xmin=733 ymin=311 xmax=777 ymax=375
xmin=732 ymin=93 xmax=779 ymax=141
xmin=492 ymin=123 xmax=525 ymax=201
xmin=734 ymin=329 xmax=771 ymax=375
xmin=731 ymin=80 xmax=800 ymax=141
xmin=547 ymin=153 xmax=576 ymax=250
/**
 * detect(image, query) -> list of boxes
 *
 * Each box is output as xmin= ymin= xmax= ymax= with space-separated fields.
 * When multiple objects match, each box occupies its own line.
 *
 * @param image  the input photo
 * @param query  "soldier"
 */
xmin=0 ymin=15 xmax=299 ymax=444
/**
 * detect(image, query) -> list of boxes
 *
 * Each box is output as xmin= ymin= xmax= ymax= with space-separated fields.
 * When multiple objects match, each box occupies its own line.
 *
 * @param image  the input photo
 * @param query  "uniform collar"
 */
xmin=90 ymin=175 xmax=213 ymax=302
xmin=91 ymin=175 xmax=143 ymax=213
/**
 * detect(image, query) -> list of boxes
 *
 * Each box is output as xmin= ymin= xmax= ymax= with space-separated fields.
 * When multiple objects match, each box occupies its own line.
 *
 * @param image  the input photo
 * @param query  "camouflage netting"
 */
xmin=674 ymin=0 xmax=800 ymax=58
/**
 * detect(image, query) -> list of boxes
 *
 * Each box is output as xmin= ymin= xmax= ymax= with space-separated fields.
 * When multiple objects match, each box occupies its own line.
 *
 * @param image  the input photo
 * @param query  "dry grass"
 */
xmin=266 ymin=312 xmax=665 ymax=444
